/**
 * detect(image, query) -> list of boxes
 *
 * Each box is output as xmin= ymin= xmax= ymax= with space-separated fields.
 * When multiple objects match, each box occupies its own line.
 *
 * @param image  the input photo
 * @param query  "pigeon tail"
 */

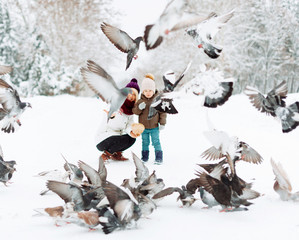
xmin=204 ymin=82 xmax=233 ymax=108
xmin=98 ymin=207 xmax=122 ymax=234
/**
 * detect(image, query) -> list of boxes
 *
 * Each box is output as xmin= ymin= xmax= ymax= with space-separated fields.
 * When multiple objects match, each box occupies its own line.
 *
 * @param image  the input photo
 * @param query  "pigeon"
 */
xmin=99 ymin=181 xmax=141 ymax=234
xmin=148 ymin=61 xmax=192 ymax=119
xmin=35 ymin=169 xmax=71 ymax=195
xmin=270 ymin=158 xmax=299 ymax=201
xmin=186 ymin=9 xmax=235 ymax=59
xmin=144 ymin=0 xmax=188 ymax=50
xmin=101 ymin=22 xmax=143 ymax=70
xmin=67 ymin=210 xmax=101 ymax=230
xmin=0 ymin=78 xmax=32 ymax=133
xmin=61 ymin=155 xmax=84 ymax=186
xmin=0 ymin=152 xmax=16 ymax=186
xmin=195 ymin=164 xmax=259 ymax=211
xmin=244 ymin=80 xmax=299 ymax=133
xmin=184 ymin=66 xmax=234 ymax=108
xmin=0 ymin=65 xmax=12 ymax=76
xmin=80 ymin=60 xmax=133 ymax=120
xmin=152 ymin=182 xmax=200 ymax=207
xmin=33 ymin=202 xmax=76 ymax=226
xmin=46 ymin=180 xmax=98 ymax=211
xmin=201 ymin=129 xmax=263 ymax=166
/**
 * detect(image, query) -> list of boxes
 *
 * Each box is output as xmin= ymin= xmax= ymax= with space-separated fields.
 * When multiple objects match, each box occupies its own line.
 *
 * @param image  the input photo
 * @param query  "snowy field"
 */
xmin=1 ymin=93 xmax=299 ymax=240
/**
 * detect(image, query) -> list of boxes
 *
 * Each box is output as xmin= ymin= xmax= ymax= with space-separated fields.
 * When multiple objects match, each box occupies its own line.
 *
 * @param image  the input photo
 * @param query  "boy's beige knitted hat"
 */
xmin=141 ymin=73 xmax=155 ymax=92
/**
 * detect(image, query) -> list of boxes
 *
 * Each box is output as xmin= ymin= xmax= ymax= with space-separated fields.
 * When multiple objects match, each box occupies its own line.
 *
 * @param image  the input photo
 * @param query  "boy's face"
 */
xmin=143 ymin=89 xmax=154 ymax=98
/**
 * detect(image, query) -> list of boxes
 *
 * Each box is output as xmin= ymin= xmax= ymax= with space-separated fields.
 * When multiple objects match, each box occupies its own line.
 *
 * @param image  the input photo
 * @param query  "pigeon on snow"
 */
xmin=98 ymin=180 xmax=142 ymax=234
xmin=0 ymin=78 xmax=32 ymax=133
xmin=244 ymin=80 xmax=299 ymax=133
xmin=80 ymin=60 xmax=133 ymax=120
xmin=152 ymin=178 xmax=201 ymax=207
xmin=186 ymin=9 xmax=235 ymax=59
xmin=270 ymin=158 xmax=299 ymax=201
xmin=101 ymin=22 xmax=143 ymax=70
xmin=144 ymin=0 xmax=188 ymax=50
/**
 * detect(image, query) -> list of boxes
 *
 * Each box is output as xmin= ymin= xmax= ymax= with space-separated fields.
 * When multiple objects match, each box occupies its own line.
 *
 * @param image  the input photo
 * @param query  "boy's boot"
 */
xmin=141 ymin=150 xmax=149 ymax=162
xmin=154 ymin=150 xmax=163 ymax=165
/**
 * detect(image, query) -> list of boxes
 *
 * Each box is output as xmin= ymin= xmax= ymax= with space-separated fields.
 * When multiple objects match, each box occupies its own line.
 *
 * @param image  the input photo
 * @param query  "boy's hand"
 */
xmin=159 ymin=125 xmax=165 ymax=131
xmin=138 ymin=102 xmax=146 ymax=110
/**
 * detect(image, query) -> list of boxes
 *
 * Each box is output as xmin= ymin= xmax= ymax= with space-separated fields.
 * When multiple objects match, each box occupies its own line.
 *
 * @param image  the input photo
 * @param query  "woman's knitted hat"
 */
xmin=126 ymin=78 xmax=140 ymax=93
xmin=141 ymin=73 xmax=155 ymax=92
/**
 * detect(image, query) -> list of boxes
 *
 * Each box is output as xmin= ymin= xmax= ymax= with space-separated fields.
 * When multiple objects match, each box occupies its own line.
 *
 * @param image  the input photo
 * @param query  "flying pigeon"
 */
xmin=101 ymin=22 xmax=143 ymax=70
xmin=270 ymin=158 xmax=299 ymax=201
xmin=0 ymin=78 xmax=32 ymax=133
xmin=144 ymin=0 xmax=188 ymax=50
xmin=148 ymin=61 xmax=192 ymax=119
xmin=0 ymin=156 xmax=16 ymax=186
xmin=186 ymin=9 xmax=235 ymax=59
xmin=80 ymin=60 xmax=133 ymax=120
xmin=244 ymin=80 xmax=299 ymax=133
xmin=184 ymin=66 xmax=234 ymax=108
xmin=201 ymin=129 xmax=263 ymax=175
xmin=0 ymin=65 xmax=12 ymax=76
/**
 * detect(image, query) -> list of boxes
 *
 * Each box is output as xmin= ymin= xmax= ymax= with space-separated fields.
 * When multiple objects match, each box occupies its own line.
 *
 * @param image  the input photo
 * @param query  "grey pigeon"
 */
xmin=244 ymin=80 xmax=299 ymax=133
xmin=0 ymin=79 xmax=32 ymax=133
xmin=186 ymin=9 xmax=234 ymax=59
xmin=101 ymin=22 xmax=143 ymax=70
xmin=0 ymin=65 xmax=12 ymax=76
xmin=0 ymin=155 xmax=16 ymax=186
xmin=61 ymin=155 xmax=84 ymax=186
xmin=152 ymin=183 xmax=199 ymax=207
xmin=80 ymin=60 xmax=133 ymax=120
xmin=99 ymin=181 xmax=141 ymax=233
xmin=46 ymin=180 xmax=98 ymax=211
xmin=270 ymin=158 xmax=299 ymax=201
xmin=195 ymin=164 xmax=259 ymax=211
xmin=144 ymin=0 xmax=187 ymax=50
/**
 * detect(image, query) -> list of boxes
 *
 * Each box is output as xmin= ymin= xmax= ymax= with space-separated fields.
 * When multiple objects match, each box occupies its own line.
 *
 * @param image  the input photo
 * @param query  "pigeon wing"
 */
xmin=132 ymin=152 xmax=149 ymax=183
xmin=47 ymin=180 xmax=84 ymax=206
xmin=0 ymin=65 xmax=12 ymax=75
xmin=239 ymin=141 xmax=263 ymax=164
xmin=201 ymin=146 xmax=225 ymax=161
xmin=80 ymin=60 xmax=120 ymax=103
xmin=103 ymin=181 xmax=131 ymax=209
xmin=98 ymin=156 xmax=107 ymax=182
xmin=0 ymin=79 xmax=21 ymax=112
xmin=152 ymin=187 xmax=183 ymax=199
xmin=270 ymin=158 xmax=292 ymax=192
xmin=78 ymin=160 xmax=102 ymax=186
xmin=101 ymin=22 xmax=135 ymax=53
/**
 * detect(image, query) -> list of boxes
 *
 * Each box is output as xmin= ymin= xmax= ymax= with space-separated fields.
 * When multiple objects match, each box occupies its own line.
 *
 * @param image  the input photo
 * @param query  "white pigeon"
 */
xmin=186 ymin=9 xmax=235 ymax=58
xmin=183 ymin=66 xmax=234 ymax=108
xmin=144 ymin=0 xmax=188 ymax=50
xmin=270 ymin=158 xmax=299 ymax=201
xmin=80 ymin=60 xmax=133 ymax=120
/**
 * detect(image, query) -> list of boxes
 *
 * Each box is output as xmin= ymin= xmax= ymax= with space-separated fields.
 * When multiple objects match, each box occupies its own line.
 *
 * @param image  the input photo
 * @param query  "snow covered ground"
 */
xmin=1 ymin=93 xmax=299 ymax=240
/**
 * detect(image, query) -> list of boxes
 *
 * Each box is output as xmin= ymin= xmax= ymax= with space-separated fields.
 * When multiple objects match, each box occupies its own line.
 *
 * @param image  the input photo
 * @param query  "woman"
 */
xmin=96 ymin=78 xmax=144 ymax=161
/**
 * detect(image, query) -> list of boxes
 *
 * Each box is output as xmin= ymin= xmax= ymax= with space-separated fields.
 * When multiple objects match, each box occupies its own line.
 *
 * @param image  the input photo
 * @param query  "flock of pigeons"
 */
xmin=0 ymin=0 xmax=299 ymax=235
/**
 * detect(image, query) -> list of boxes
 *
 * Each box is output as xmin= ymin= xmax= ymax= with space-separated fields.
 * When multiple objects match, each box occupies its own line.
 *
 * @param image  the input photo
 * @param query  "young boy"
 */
xmin=133 ymin=74 xmax=167 ymax=164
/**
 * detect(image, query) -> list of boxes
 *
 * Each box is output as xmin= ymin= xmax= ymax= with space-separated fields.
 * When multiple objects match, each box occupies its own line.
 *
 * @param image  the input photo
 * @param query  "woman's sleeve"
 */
xmin=124 ymin=115 xmax=134 ymax=136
